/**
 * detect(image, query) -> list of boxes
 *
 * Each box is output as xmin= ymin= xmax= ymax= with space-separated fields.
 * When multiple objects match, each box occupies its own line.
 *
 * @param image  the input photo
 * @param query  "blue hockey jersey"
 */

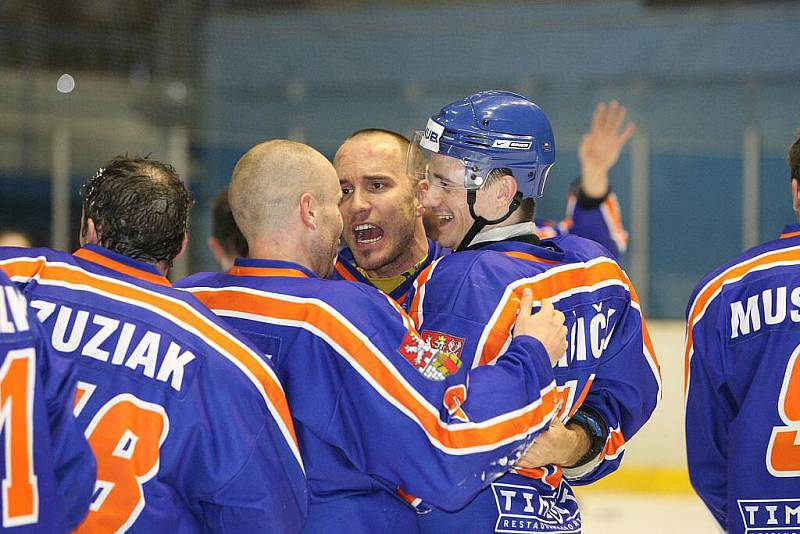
xmin=553 ymin=188 xmax=628 ymax=258
xmin=0 ymin=269 xmax=95 ymax=533
xmin=0 ymin=245 xmax=306 ymax=533
xmin=685 ymin=224 xmax=800 ymax=533
xmin=178 ymin=257 xmax=561 ymax=533
xmin=332 ymin=190 xmax=628 ymax=305
xmin=407 ymin=232 xmax=660 ymax=533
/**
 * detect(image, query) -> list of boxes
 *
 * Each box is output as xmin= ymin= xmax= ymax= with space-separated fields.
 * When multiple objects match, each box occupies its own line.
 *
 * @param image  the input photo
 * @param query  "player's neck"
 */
xmin=248 ymin=238 xmax=315 ymax=273
xmin=361 ymin=228 xmax=429 ymax=279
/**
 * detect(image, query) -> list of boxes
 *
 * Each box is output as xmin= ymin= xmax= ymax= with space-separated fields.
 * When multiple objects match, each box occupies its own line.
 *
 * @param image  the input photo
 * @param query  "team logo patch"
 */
xmin=421 ymin=330 xmax=463 ymax=374
xmin=492 ymin=482 xmax=581 ymax=533
xmin=397 ymin=330 xmax=463 ymax=381
xmin=738 ymin=499 xmax=800 ymax=533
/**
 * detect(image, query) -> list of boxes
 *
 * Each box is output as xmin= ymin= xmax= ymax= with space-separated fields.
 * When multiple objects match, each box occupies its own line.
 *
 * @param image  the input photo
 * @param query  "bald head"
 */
xmin=229 ymin=139 xmax=339 ymax=243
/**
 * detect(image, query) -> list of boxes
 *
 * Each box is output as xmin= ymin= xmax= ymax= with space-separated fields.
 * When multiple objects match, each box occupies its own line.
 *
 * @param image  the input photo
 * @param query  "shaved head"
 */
xmin=230 ymin=139 xmax=338 ymax=243
xmin=229 ymin=139 xmax=343 ymax=277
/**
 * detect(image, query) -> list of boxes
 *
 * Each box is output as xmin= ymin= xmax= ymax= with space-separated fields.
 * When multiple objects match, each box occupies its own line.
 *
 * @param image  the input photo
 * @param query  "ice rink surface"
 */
xmin=578 ymin=491 xmax=719 ymax=533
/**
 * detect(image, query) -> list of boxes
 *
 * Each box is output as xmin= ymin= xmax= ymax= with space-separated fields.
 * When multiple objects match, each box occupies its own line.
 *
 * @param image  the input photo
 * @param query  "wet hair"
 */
xmin=81 ymin=155 xmax=193 ymax=266
xmin=790 ymin=131 xmax=800 ymax=183
xmin=211 ymin=189 xmax=248 ymax=258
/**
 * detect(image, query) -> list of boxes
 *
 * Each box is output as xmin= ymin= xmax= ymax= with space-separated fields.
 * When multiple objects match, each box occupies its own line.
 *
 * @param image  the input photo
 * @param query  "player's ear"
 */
xmin=81 ymin=218 xmax=99 ymax=246
xmin=497 ymin=174 xmax=518 ymax=207
xmin=792 ymin=179 xmax=800 ymax=216
xmin=414 ymin=178 xmax=428 ymax=217
xmin=174 ymin=232 xmax=189 ymax=262
xmin=299 ymin=192 xmax=318 ymax=231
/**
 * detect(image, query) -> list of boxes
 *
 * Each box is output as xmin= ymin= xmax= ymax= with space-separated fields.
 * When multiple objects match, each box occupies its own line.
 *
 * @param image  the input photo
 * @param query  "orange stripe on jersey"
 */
xmin=0 ymin=258 xmax=301 ymax=466
xmin=0 ymin=258 xmax=45 ymax=281
xmin=478 ymin=260 xmax=631 ymax=366
xmin=601 ymin=194 xmax=629 ymax=252
xmin=568 ymin=376 xmax=594 ymax=418
xmin=334 ymin=261 xmax=358 ymax=282
xmin=604 ymin=427 xmax=626 ymax=458
xmin=396 ymin=486 xmax=422 ymax=507
xmin=513 ymin=466 xmax=563 ymax=490
xmin=617 ymin=270 xmax=660 ymax=385
xmin=684 ymin=246 xmax=800 ymax=393
xmin=533 ymin=227 xmax=558 ymax=240
xmin=780 ymin=231 xmax=800 ymax=240
xmin=73 ymin=248 xmax=170 ymax=287
xmin=229 ymin=265 xmax=308 ymax=278
xmin=409 ymin=261 xmax=437 ymax=326
xmin=503 ymin=251 xmax=561 ymax=266
xmin=192 ymin=287 xmax=559 ymax=452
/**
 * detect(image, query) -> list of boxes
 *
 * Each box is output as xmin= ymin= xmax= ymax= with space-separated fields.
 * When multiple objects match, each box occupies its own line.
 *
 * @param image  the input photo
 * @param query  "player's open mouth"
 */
xmin=438 ymin=214 xmax=454 ymax=227
xmin=353 ymin=223 xmax=384 ymax=245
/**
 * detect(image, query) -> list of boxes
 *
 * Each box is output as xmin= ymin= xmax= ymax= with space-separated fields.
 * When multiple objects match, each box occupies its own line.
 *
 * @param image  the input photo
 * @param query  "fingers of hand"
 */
xmin=608 ymin=101 xmax=627 ymax=132
xmin=591 ymin=102 xmax=607 ymax=132
xmin=519 ymin=288 xmax=533 ymax=314
xmin=619 ymin=122 xmax=636 ymax=145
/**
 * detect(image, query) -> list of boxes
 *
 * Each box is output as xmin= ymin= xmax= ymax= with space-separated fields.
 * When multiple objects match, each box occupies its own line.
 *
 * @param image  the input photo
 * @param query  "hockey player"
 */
xmin=0 ymin=269 xmax=95 ymax=531
xmin=405 ymin=91 xmax=661 ymax=532
xmin=0 ymin=157 xmax=306 ymax=532
xmin=332 ymin=100 xmax=632 ymax=305
xmin=685 ymin=133 xmax=800 ymax=533
xmin=178 ymin=139 xmax=569 ymax=533
xmin=207 ymin=189 xmax=247 ymax=271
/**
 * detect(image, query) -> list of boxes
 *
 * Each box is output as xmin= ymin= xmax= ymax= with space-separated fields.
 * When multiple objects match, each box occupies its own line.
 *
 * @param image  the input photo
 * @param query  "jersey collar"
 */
xmin=780 ymin=224 xmax=800 ymax=239
xmin=228 ymin=257 xmax=316 ymax=279
xmin=470 ymin=222 xmax=537 ymax=246
xmin=73 ymin=244 xmax=171 ymax=286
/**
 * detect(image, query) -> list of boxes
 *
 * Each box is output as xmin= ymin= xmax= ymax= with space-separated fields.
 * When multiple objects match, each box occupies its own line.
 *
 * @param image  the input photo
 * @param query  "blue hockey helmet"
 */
xmin=410 ymin=90 xmax=556 ymax=198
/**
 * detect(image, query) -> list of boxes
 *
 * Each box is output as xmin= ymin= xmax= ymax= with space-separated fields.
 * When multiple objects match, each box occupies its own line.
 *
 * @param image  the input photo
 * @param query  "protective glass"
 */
xmin=409 ymin=129 xmax=494 ymax=191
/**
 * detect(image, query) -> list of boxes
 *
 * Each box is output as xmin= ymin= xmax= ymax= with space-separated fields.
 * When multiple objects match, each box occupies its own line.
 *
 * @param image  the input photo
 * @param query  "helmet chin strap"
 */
xmin=456 ymin=190 xmax=522 ymax=252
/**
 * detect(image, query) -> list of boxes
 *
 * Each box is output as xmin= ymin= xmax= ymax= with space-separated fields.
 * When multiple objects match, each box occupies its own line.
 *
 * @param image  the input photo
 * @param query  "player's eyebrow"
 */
xmin=362 ymin=173 xmax=396 ymax=182
xmin=430 ymin=171 xmax=453 ymax=182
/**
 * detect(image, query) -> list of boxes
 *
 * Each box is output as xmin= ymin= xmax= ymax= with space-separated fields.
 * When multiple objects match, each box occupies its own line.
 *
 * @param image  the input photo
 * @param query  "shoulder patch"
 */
xmin=397 ymin=329 xmax=463 ymax=381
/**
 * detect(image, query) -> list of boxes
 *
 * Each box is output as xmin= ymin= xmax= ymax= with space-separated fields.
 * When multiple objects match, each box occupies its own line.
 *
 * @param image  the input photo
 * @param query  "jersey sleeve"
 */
xmin=38 ymin=315 xmax=97 ymax=529
xmin=557 ymin=186 xmax=628 ymax=258
xmin=277 ymin=284 xmax=559 ymax=512
xmin=188 ymin=342 xmax=307 ymax=533
xmin=684 ymin=290 xmax=731 ymax=530
xmin=200 ymin=420 xmax=307 ymax=533
xmin=562 ymin=291 xmax=662 ymax=485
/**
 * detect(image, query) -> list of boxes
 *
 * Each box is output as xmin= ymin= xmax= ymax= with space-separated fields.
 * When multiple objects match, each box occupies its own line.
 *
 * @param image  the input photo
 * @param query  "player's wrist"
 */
xmin=562 ymin=407 xmax=609 ymax=468
xmin=578 ymin=169 xmax=610 ymax=199
xmin=561 ymin=423 xmax=592 ymax=466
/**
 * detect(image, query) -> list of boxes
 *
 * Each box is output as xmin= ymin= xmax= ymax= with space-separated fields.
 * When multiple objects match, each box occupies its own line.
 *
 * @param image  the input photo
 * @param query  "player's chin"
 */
xmin=436 ymin=227 xmax=461 ymax=250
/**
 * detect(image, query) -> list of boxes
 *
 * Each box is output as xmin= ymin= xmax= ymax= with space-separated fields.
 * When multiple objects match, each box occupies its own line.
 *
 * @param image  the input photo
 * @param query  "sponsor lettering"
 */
xmin=492 ymin=482 xmax=581 ymax=533
xmin=738 ymin=499 xmax=800 ymax=533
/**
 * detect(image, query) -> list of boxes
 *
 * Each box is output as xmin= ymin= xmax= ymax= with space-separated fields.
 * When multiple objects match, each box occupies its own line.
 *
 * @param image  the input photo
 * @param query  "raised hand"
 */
xmin=578 ymin=100 xmax=636 ymax=198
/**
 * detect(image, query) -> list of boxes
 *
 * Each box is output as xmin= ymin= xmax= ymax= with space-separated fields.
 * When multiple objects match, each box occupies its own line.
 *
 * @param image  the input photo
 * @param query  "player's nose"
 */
xmin=350 ymin=186 xmax=371 ymax=212
xmin=422 ymin=186 xmax=440 ymax=208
